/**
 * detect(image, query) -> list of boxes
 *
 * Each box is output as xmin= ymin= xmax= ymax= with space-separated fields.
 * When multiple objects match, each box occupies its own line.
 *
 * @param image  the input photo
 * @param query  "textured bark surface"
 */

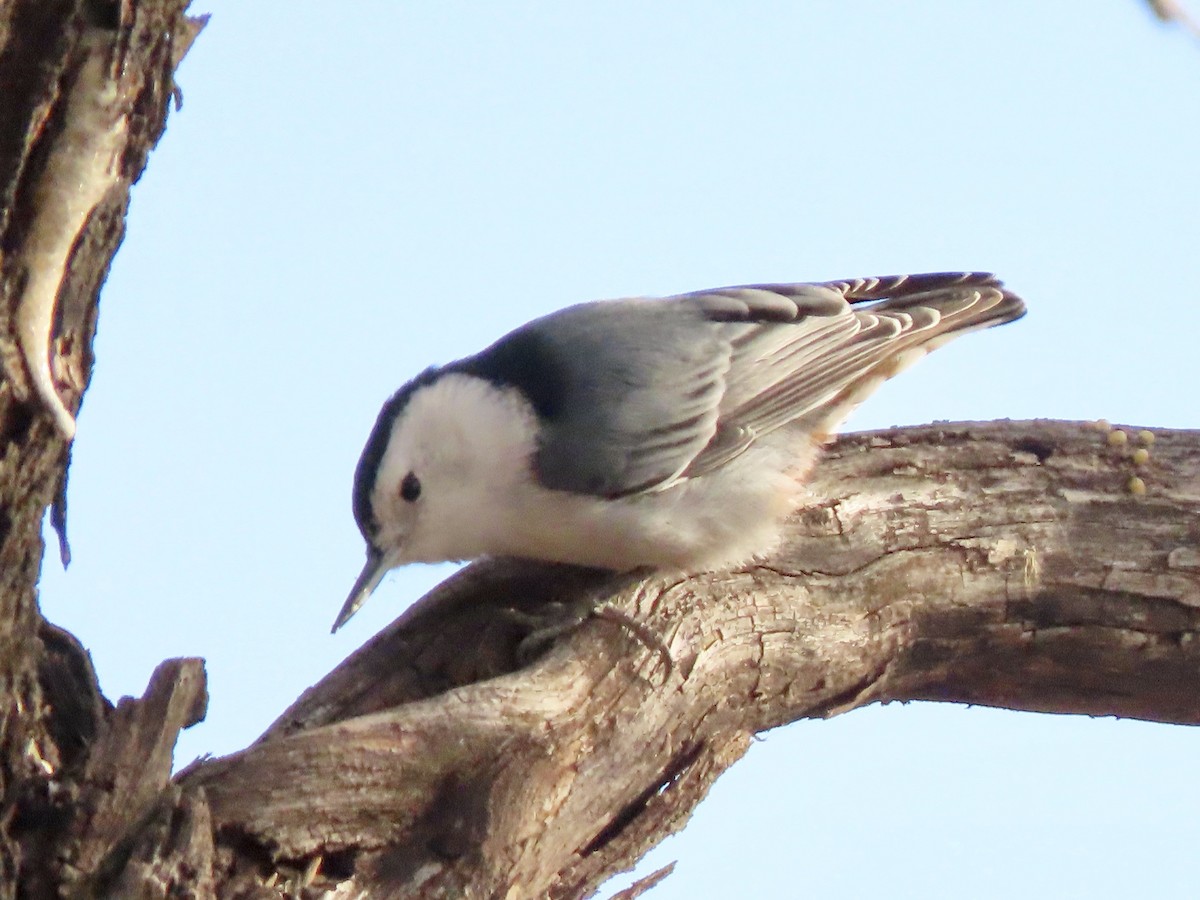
xmin=2 ymin=3 xmax=1199 ymax=898
xmin=0 ymin=1 xmax=206 ymax=896
xmin=177 ymin=419 xmax=1200 ymax=898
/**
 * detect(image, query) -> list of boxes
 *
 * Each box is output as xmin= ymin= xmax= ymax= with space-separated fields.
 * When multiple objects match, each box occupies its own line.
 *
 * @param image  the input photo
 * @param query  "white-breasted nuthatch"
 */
xmin=333 ymin=272 xmax=1025 ymax=632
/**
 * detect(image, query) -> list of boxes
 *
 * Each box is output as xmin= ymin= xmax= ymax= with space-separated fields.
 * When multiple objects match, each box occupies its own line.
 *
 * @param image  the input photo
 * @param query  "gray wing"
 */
xmin=514 ymin=272 xmax=1024 ymax=497
xmin=681 ymin=272 xmax=1025 ymax=478
xmin=496 ymin=297 xmax=735 ymax=497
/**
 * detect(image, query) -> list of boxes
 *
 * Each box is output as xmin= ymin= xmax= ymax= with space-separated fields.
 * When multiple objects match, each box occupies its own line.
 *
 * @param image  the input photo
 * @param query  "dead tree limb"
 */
xmin=178 ymin=419 xmax=1200 ymax=898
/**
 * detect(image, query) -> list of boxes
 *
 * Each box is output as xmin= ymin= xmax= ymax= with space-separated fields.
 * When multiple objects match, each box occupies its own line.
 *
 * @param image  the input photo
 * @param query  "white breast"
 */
xmin=390 ymin=374 xmax=818 ymax=572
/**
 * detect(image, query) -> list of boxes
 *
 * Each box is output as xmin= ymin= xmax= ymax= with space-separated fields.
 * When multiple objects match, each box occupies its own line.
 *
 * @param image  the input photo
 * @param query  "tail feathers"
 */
xmin=808 ymin=273 xmax=1025 ymax=434
xmin=859 ymin=273 xmax=1025 ymax=367
xmin=826 ymin=271 xmax=1001 ymax=304
xmin=682 ymin=272 xmax=1027 ymax=478
xmin=834 ymin=270 xmax=1025 ymax=332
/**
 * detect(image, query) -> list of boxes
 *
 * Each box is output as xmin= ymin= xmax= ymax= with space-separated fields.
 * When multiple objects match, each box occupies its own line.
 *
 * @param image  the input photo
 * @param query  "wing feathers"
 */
xmin=681 ymin=273 xmax=1024 ymax=478
xmin=526 ymin=272 xmax=1024 ymax=496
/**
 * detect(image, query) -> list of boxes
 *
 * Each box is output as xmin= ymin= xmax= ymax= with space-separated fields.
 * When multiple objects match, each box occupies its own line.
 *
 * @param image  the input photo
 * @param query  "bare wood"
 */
xmin=104 ymin=786 xmax=217 ymax=900
xmin=179 ymin=419 xmax=1200 ymax=898
xmin=64 ymin=658 xmax=207 ymax=893
xmin=0 ymin=1 xmax=206 ymax=897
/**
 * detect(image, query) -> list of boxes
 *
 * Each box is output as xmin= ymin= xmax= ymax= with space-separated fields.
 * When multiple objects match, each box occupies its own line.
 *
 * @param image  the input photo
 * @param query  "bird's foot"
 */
xmin=507 ymin=599 xmax=673 ymax=677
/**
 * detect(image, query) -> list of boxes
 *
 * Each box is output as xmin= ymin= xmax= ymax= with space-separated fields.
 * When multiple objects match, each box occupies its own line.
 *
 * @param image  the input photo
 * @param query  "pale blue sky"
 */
xmin=39 ymin=3 xmax=1200 ymax=897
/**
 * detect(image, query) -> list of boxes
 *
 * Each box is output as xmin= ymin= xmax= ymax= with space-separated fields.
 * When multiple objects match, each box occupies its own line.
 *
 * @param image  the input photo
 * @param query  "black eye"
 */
xmin=400 ymin=471 xmax=422 ymax=502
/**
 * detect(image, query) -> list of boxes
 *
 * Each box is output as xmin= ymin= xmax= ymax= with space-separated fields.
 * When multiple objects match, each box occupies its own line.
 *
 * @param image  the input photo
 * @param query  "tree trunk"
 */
xmin=2 ymin=4 xmax=1198 ymax=899
xmin=0 ymin=0 xmax=207 ymax=896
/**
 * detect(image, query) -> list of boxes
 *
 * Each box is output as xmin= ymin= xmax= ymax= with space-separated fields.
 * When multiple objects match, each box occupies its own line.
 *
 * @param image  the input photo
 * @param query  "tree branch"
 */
xmin=176 ymin=419 xmax=1200 ymax=898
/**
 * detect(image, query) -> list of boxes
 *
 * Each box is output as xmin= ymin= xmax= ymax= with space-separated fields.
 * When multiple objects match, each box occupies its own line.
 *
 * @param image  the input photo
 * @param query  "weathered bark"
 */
xmin=10 ymin=419 xmax=1199 ymax=897
xmin=2 ymin=3 xmax=1199 ymax=899
xmin=0 ymin=1 xmax=206 ymax=897
xmin=174 ymin=419 xmax=1200 ymax=898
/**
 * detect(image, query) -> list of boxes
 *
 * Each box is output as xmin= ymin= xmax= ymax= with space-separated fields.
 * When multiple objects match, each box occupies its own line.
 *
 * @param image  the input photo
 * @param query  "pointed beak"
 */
xmin=332 ymin=547 xmax=390 ymax=633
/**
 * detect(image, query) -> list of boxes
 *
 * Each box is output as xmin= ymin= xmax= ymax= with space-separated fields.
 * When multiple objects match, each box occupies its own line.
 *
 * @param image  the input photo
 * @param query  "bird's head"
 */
xmin=333 ymin=369 xmax=539 ymax=632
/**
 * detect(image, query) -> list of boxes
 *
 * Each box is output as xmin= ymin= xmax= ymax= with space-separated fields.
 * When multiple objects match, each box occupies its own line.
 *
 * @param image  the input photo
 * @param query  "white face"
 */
xmin=366 ymin=373 xmax=540 ymax=567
